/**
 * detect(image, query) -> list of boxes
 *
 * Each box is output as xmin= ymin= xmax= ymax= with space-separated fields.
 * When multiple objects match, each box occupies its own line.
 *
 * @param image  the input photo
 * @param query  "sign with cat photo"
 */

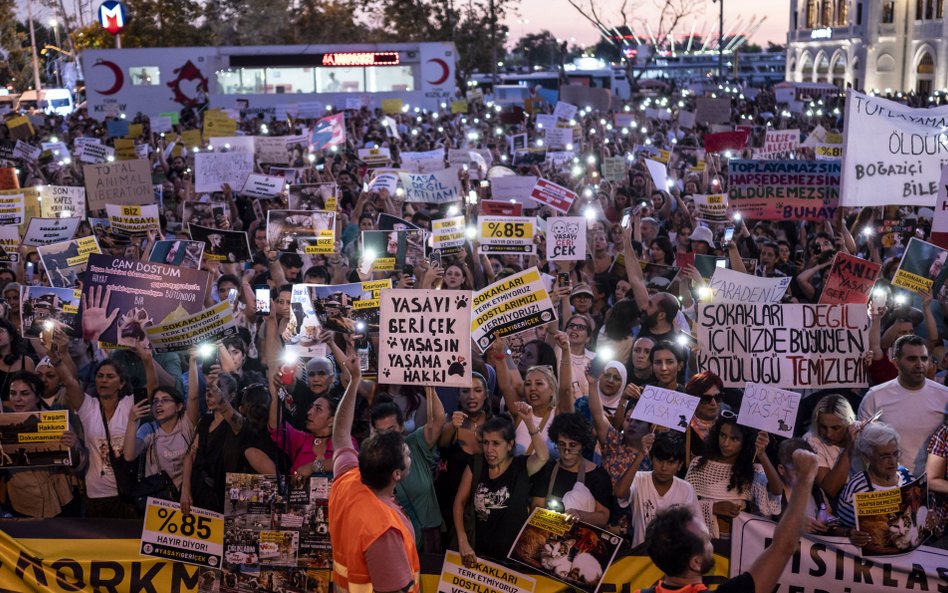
xmin=378 ymin=288 xmax=472 ymax=386
xmin=508 ymin=508 xmax=623 ymax=593
xmin=854 ymin=476 xmax=930 ymax=556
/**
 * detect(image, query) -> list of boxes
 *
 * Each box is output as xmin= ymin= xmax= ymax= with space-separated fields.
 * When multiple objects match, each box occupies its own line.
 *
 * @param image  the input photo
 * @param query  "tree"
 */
xmin=511 ymin=31 xmax=561 ymax=70
xmin=289 ymin=0 xmax=371 ymax=44
xmin=563 ymin=0 xmax=703 ymax=82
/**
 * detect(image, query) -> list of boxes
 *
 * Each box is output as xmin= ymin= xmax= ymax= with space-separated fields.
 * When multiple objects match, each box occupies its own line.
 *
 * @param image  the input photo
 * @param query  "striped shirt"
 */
xmin=836 ymin=467 xmax=914 ymax=528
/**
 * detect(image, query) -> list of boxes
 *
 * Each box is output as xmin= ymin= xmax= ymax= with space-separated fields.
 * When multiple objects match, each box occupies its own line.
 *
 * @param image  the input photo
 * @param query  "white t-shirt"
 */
xmin=135 ymin=415 xmax=196 ymax=489
xmin=803 ymin=432 xmax=843 ymax=472
xmin=858 ymin=378 xmax=948 ymax=476
xmin=76 ymin=394 xmax=135 ymax=499
xmin=620 ymin=471 xmax=700 ymax=547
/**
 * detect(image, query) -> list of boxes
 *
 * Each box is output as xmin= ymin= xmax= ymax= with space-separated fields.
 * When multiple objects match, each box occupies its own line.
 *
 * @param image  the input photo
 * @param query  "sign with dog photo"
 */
xmin=378 ymin=289 xmax=472 ymax=386
xmin=508 ymin=508 xmax=622 ymax=593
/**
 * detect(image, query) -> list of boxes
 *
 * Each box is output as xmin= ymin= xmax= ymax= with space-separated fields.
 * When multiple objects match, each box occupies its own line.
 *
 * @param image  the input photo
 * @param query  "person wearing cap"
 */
xmin=858 ymin=334 xmax=948 ymax=477
xmin=689 ymin=226 xmax=715 ymax=256
xmin=570 ymin=283 xmax=595 ymax=316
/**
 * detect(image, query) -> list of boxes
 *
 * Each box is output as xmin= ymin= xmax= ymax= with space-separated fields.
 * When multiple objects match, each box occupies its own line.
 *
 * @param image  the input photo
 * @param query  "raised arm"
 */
xmin=332 ymin=347 xmax=362 ymax=452
xmin=553 ymin=331 xmax=574 ymax=414
xmin=623 ymin=225 xmax=649 ymax=310
xmin=423 ymin=386 xmax=446 ymax=449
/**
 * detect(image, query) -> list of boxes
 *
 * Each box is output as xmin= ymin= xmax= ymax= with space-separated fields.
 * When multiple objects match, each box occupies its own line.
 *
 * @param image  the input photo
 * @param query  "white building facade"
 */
xmin=786 ymin=0 xmax=945 ymax=93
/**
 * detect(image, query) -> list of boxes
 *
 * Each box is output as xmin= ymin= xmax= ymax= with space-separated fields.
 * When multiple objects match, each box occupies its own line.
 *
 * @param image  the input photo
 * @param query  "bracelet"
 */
xmin=528 ymin=428 xmax=539 ymax=436
xmin=492 ymin=352 xmax=506 ymax=361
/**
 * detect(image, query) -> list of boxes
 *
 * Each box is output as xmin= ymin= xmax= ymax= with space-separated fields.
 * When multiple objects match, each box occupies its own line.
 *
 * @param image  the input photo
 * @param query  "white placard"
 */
xmin=709 ymin=267 xmax=792 ymax=304
xmin=630 ymin=386 xmax=701 ymax=432
xmin=737 ymin=382 xmax=801 ymax=438
xmin=194 ymin=151 xmax=255 ymax=193
xmin=546 ymin=216 xmax=586 ymax=261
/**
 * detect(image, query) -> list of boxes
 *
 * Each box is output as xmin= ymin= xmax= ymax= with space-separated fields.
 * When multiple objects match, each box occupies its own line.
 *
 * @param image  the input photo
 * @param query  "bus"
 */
xmin=80 ymin=42 xmax=458 ymax=120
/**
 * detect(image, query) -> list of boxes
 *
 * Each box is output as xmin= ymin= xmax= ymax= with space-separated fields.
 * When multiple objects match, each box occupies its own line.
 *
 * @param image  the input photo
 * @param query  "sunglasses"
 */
xmin=720 ymin=410 xmax=738 ymax=420
xmin=700 ymin=393 xmax=722 ymax=405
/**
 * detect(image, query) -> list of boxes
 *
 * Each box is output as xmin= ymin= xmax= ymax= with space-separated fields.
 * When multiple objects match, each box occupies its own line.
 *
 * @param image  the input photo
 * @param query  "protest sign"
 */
xmin=481 ymin=199 xmax=523 ymax=216
xmin=400 ymin=150 xmax=444 ymax=174
xmin=0 ymin=192 xmax=24 ymax=225
xmin=727 ymin=159 xmax=840 ymax=220
xmin=756 ymin=129 xmax=800 ymax=159
xmin=358 ymin=146 xmax=392 ymax=167
xmin=240 ymin=173 xmax=285 ymax=199
xmin=512 ymin=149 xmax=547 ymax=167
xmin=362 ymin=229 xmax=426 ymax=272
xmin=37 ymin=236 xmax=100 ymax=288
xmin=81 ymin=254 xmax=210 ymax=349
xmin=438 ymin=550 xmax=536 ymax=593
xmin=644 ymin=159 xmax=668 ymax=191
xmin=222 ymin=473 xmax=334 ymax=592
xmin=509 ymin=508 xmax=622 ymax=593
xmin=288 ymin=183 xmax=336 ymax=210
xmin=703 ymin=130 xmax=749 ymax=154
xmin=367 ymin=170 xmax=399 ymax=194
xmin=378 ymin=289 xmax=472 ymax=386
xmin=692 ymin=193 xmax=728 ymax=224
xmin=854 ymin=476 xmax=930 ymax=556
xmin=709 ymin=268 xmax=791 ymax=304
xmin=678 ymin=109 xmax=696 ymax=129
xmin=695 ymin=97 xmax=731 ymax=124
xmin=400 ymin=168 xmax=463 ymax=204
xmin=841 ymin=89 xmax=948 ymax=206
xmin=431 ymin=215 xmax=466 ymax=256
xmin=203 ymin=111 xmax=238 ymax=138
xmin=733 ymin=512 xmax=948 ymax=593
xmin=601 ymin=156 xmax=627 ymax=181
xmin=286 ymin=284 xmax=329 ymax=361
xmin=181 ymin=201 xmax=231 ymax=231
xmin=145 ymin=301 xmax=238 ymax=353
xmin=530 ymin=178 xmax=577 ymax=214
xmin=933 ymin=165 xmax=948 ymax=249
xmin=194 ymin=151 xmax=255 ymax=194
xmin=478 ymin=215 xmax=535 ymax=255
xmin=819 ymin=252 xmax=881 ymax=305
xmin=310 ymin=113 xmax=346 ymax=150
xmin=254 ymin=136 xmax=291 ymax=164
xmin=815 ymin=143 xmax=843 ymax=160
xmin=546 ymin=216 xmax=586 ymax=261
xmin=695 ymin=303 xmax=869 ymax=389
xmin=266 ymin=210 xmax=335 ymax=255
xmin=77 ymin=141 xmax=111 ymax=164
xmin=377 ymin=212 xmax=422 ymax=232
xmin=309 ymin=280 xmax=389 ymax=334
xmin=149 ymin=116 xmax=173 ymax=133
xmin=106 ymin=204 xmax=161 ymax=235
xmin=141 ymin=498 xmax=223 ymax=568
xmin=472 ymin=267 xmax=557 ymax=352
xmin=893 ymin=237 xmax=948 ymax=295
xmin=188 ymin=224 xmax=252 ymax=264
xmin=149 ymin=240 xmax=204 ymax=269
xmin=0 ymin=168 xmax=16 ymax=190
xmin=21 ymin=286 xmax=80 ymax=337
xmin=84 ymin=159 xmax=153 ymax=211
xmin=208 ymin=136 xmax=254 ymax=154
xmin=490 ymin=175 xmax=538 ymax=203
xmin=0 ymin=225 xmax=17 ymax=264
xmin=630 ymin=386 xmax=700 ymax=432
xmin=640 ymin=261 xmax=680 ymax=292
xmin=0 ymin=410 xmax=71 ymax=468
xmin=543 ymin=127 xmax=573 ymax=150
xmin=22 ymin=217 xmax=80 ymax=246
xmin=553 ymin=101 xmax=578 ymax=121
xmin=113 ymin=138 xmax=136 ymax=161
xmin=13 ymin=140 xmax=40 ymax=163
xmin=737 ymin=382 xmax=801 ymax=438
xmin=40 ymin=185 xmax=85 ymax=218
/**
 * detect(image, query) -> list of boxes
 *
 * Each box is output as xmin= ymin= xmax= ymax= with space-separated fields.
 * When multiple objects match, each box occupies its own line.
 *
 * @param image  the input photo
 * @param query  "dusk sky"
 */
xmin=506 ymin=0 xmax=790 ymax=50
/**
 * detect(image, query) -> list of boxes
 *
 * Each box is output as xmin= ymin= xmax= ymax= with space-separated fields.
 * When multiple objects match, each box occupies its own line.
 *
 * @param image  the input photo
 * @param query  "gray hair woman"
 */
xmin=835 ymin=422 xmax=914 ymax=545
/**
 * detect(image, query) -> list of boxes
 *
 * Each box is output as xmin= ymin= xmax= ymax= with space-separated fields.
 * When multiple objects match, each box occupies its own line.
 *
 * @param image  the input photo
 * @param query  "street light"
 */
xmin=48 ymin=18 xmax=62 ymax=87
xmin=711 ymin=0 xmax=724 ymax=81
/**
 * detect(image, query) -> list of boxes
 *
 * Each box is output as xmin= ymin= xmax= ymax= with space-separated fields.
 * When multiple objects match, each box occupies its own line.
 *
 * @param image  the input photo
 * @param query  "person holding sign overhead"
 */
xmin=684 ymin=413 xmax=782 ymax=538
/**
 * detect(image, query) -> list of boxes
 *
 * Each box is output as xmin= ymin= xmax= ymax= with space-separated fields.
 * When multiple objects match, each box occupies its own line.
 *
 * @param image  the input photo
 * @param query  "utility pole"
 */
xmin=712 ymin=0 xmax=724 ymax=80
xmin=490 ymin=0 xmax=497 ymax=88
xmin=27 ymin=0 xmax=43 ymax=91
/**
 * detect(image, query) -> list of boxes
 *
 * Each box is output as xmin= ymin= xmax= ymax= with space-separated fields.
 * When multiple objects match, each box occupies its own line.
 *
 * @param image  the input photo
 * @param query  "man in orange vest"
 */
xmin=636 ymin=449 xmax=819 ymax=593
xmin=329 ymin=350 xmax=420 ymax=593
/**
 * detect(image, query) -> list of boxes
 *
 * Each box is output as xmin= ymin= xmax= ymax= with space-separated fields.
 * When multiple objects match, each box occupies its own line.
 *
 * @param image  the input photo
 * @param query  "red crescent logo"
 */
xmin=427 ymin=58 xmax=450 ymax=85
xmin=93 ymin=60 xmax=124 ymax=95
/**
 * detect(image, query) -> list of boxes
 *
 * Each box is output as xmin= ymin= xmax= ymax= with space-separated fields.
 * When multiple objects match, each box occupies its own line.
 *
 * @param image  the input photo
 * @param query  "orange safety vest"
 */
xmin=633 ymin=581 xmax=709 ymax=593
xmin=329 ymin=468 xmax=421 ymax=593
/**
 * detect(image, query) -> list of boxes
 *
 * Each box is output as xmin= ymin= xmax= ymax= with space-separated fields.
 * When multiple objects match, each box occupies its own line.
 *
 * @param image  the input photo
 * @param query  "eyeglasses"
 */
xmin=875 ymin=450 xmax=901 ymax=462
xmin=153 ymin=398 xmax=176 ymax=405
xmin=566 ymin=323 xmax=589 ymax=332
xmin=528 ymin=365 xmax=554 ymax=374
xmin=556 ymin=441 xmax=581 ymax=452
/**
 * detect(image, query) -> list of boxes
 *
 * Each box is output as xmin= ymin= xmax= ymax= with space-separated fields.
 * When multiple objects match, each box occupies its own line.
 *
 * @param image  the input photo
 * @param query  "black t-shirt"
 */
xmin=528 ymin=461 xmax=613 ymax=510
xmin=713 ymin=572 xmax=754 ymax=593
xmin=471 ymin=455 xmax=532 ymax=561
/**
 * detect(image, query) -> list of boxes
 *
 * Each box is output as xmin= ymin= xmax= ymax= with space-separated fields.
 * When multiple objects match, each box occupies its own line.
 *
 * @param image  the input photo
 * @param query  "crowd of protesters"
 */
xmin=0 ymin=78 xmax=946 ymax=574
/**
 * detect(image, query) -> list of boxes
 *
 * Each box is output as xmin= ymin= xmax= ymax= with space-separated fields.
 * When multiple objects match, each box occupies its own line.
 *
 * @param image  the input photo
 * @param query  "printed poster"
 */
xmin=892 ymin=237 xmax=948 ymax=295
xmin=530 ymin=178 xmax=577 ymax=214
xmin=362 ymin=229 xmax=426 ymax=272
xmin=0 ymin=410 xmax=71 ymax=468
xmin=431 ymin=215 xmax=466 ymax=257
xmin=188 ymin=224 xmax=252 ymax=264
xmin=854 ymin=476 xmax=931 ymax=556
xmin=288 ymin=183 xmax=337 ymax=211
xmin=438 ymin=551 xmax=535 ymax=593
xmin=478 ymin=216 xmax=535 ymax=255
xmin=80 ymin=254 xmax=209 ymax=349
xmin=309 ymin=280 xmax=390 ymax=334
xmin=145 ymin=301 xmax=239 ymax=354
xmin=378 ymin=289 xmax=472 ymax=387
xmin=37 ymin=236 xmax=101 ymax=288
xmin=508 ymin=508 xmax=623 ymax=593
xmin=727 ymin=160 xmax=840 ymax=221
xmin=472 ymin=267 xmax=557 ymax=352
xmin=149 ymin=240 xmax=205 ymax=270
xmin=267 ymin=210 xmax=336 ymax=255
xmin=692 ymin=193 xmax=729 ymax=224
xmin=106 ymin=204 xmax=161 ymax=235
xmin=20 ymin=285 xmax=80 ymax=337
xmin=141 ymin=497 xmax=223 ymax=568
xmin=22 ymin=217 xmax=81 ymax=246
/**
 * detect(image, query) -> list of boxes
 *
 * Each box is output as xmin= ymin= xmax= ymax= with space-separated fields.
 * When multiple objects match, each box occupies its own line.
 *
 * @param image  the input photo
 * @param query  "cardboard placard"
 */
xmin=709 ymin=268 xmax=792 ymax=304
xmin=737 ymin=382 xmax=801 ymax=438
xmin=84 ymin=159 xmax=154 ymax=211
xmin=22 ymin=217 xmax=81 ymax=246
xmin=378 ymin=288 xmax=472 ymax=386
xmin=630 ymin=386 xmax=701 ymax=432
xmin=819 ymin=253 xmax=882 ymax=305
xmin=194 ymin=151 xmax=255 ymax=194
xmin=400 ymin=168 xmax=462 ymax=204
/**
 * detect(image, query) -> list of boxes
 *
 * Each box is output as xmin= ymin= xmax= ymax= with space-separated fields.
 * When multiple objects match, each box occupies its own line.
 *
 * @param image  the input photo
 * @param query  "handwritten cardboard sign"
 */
xmin=630 ymin=386 xmax=701 ymax=432
xmin=737 ymin=382 xmax=801 ymax=438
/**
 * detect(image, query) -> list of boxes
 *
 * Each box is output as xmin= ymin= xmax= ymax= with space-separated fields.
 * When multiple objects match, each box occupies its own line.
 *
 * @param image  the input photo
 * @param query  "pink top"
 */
xmin=269 ymin=422 xmax=357 ymax=473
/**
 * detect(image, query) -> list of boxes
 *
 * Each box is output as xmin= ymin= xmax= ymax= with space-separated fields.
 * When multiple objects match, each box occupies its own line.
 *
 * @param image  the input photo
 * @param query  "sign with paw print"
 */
xmin=378 ymin=288 xmax=472 ymax=387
